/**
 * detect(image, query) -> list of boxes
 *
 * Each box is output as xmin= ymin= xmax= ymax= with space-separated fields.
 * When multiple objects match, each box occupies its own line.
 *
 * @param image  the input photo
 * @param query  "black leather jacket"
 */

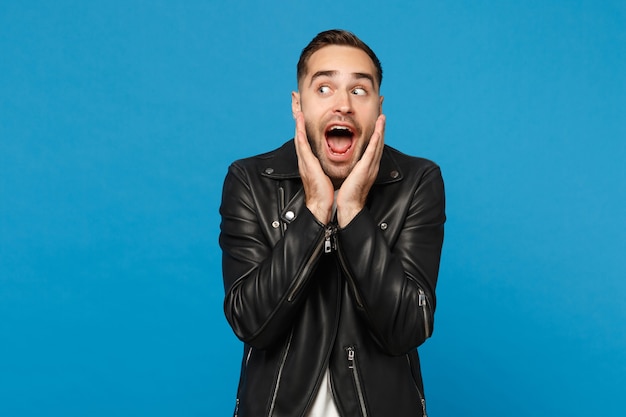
xmin=220 ymin=140 xmax=445 ymax=417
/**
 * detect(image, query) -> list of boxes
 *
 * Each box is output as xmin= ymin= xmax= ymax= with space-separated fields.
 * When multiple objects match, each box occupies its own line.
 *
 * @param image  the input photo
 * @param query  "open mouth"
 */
xmin=325 ymin=125 xmax=355 ymax=155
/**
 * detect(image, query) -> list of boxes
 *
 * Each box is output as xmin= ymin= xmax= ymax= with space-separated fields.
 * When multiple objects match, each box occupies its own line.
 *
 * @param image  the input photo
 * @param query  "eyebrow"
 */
xmin=308 ymin=70 xmax=376 ymax=87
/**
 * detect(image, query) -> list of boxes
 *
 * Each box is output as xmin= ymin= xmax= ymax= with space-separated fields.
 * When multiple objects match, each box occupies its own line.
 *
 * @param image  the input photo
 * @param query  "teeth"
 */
xmin=328 ymin=125 xmax=352 ymax=133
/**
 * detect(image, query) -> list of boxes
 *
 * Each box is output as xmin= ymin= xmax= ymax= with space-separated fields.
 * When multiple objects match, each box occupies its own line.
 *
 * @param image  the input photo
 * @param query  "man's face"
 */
xmin=292 ymin=45 xmax=384 ymax=187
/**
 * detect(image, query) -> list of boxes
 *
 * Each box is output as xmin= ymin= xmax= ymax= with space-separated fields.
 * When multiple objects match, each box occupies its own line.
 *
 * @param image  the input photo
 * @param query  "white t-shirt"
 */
xmin=307 ymin=368 xmax=340 ymax=417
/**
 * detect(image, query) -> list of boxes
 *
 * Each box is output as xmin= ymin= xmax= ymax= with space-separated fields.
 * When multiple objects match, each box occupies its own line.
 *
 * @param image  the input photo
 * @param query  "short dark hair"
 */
xmin=297 ymin=29 xmax=383 ymax=88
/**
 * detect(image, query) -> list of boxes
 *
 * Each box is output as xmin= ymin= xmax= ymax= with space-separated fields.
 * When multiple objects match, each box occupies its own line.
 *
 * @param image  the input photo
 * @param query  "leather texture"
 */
xmin=220 ymin=139 xmax=445 ymax=417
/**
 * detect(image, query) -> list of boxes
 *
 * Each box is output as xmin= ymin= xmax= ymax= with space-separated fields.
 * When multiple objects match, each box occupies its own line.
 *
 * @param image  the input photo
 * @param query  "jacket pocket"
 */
xmin=406 ymin=353 xmax=428 ymax=417
xmin=418 ymin=287 xmax=432 ymax=339
xmin=346 ymin=346 xmax=369 ymax=417
xmin=267 ymin=329 xmax=293 ymax=416
xmin=233 ymin=346 xmax=253 ymax=417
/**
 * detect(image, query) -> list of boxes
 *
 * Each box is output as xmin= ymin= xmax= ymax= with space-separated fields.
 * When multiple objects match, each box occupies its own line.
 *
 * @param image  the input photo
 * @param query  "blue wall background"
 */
xmin=1 ymin=1 xmax=624 ymax=416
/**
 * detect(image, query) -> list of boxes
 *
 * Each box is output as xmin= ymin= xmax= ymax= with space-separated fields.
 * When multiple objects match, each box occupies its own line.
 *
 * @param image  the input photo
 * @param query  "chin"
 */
xmin=323 ymin=164 xmax=352 ymax=186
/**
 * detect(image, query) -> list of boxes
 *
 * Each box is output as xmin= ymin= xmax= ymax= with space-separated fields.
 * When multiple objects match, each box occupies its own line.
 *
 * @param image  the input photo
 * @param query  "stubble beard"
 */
xmin=304 ymin=123 xmax=356 ymax=189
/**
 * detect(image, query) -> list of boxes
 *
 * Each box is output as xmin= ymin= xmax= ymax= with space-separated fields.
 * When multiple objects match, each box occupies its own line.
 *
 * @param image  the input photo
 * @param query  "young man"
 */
xmin=220 ymin=29 xmax=445 ymax=417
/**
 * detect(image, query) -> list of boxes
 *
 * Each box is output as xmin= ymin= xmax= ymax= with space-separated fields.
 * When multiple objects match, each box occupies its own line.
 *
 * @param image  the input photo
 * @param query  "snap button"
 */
xmin=265 ymin=168 xmax=274 ymax=174
xmin=390 ymin=170 xmax=399 ymax=179
xmin=380 ymin=222 xmax=388 ymax=230
xmin=285 ymin=211 xmax=295 ymax=221
xmin=272 ymin=220 xmax=280 ymax=228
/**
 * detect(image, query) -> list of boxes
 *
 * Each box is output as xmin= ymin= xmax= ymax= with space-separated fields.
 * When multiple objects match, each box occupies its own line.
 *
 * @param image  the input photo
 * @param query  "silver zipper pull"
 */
xmin=324 ymin=225 xmax=336 ymax=253
xmin=418 ymin=291 xmax=426 ymax=307
xmin=347 ymin=347 xmax=355 ymax=367
xmin=325 ymin=236 xmax=332 ymax=253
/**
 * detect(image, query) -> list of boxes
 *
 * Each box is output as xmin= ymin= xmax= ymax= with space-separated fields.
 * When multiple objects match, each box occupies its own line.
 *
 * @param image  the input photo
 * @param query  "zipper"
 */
xmin=267 ymin=330 xmax=293 ymax=416
xmin=324 ymin=223 xmax=337 ymax=253
xmin=287 ymin=224 xmax=333 ymax=302
xmin=234 ymin=347 xmax=253 ymax=417
xmin=346 ymin=346 xmax=368 ymax=417
xmin=417 ymin=287 xmax=431 ymax=338
xmin=406 ymin=354 xmax=428 ymax=417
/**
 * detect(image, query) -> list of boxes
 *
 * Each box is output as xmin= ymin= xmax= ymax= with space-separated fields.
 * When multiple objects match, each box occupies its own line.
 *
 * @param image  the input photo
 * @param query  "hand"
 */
xmin=293 ymin=111 xmax=334 ymax=224
xmin=336 ymin=114 xmax=386 ymax=228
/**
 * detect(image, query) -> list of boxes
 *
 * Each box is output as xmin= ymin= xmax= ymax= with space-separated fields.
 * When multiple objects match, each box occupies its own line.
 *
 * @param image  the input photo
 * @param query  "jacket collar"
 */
xmin=261 ymin=139 xmax=403 ymax=185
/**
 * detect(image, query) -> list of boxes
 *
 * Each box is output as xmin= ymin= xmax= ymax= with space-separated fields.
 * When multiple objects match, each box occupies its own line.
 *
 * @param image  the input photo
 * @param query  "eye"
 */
xmin=318 ymin=85 xmax=331 ymax=95
xmin=352 ymin=87 xmax=367 ymax=96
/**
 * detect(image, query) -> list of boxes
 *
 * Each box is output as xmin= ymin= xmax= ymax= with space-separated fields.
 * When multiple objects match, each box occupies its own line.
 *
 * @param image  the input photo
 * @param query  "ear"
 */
xmin=379 ymin=95 xmax=384 ymax=114
xmin=291 ymin=91 xmax=301 ymax=118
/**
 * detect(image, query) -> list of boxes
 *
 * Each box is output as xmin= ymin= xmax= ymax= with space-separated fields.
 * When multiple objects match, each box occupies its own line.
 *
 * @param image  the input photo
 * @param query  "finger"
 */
xmin=294 ymin=112 xmax=312 ymax=164
xmin=373 ymin=114 xmax=386 ymax=155
xmin=294 ymin=112 xmax=309 ymax=165
xmin=294 ymin=112 xmax=326 ymax=183
xmin=294 ymin=111 xmax=303 ymax=146
xmin=360 ymin=114 xmax=386 ymax=166
xmin=294 ymin=112 xmax=313 ymax=158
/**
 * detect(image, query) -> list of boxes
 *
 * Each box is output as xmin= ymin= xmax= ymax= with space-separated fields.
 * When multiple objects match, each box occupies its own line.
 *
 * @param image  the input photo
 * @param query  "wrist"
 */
xmin=337 ymin=204 xmax=363 ymax=228
xmin=307 ymin=202 xmax=332 ymax=225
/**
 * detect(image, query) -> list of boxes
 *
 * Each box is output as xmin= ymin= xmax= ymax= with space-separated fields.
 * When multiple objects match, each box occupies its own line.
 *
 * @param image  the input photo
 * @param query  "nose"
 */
xmin=334 ymin=90 xmax=353 ymax=114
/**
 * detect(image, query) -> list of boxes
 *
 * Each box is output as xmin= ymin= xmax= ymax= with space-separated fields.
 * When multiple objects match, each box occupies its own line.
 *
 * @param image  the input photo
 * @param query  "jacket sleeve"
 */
xmin=336 ymin=164 xmax=445 ymax=355
xmin=219 ymin=162 xmax=326 ymax=349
